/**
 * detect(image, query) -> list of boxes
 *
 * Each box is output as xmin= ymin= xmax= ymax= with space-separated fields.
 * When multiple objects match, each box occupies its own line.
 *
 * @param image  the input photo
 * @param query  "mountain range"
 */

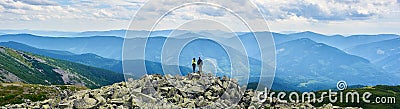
xmin=345 ymin=38 xmax=400 ymax=75
xmin=0 ymin=34 xmax=123 ymax=60
xmin=0 ymin=47 xmax=124 ymax=88
xmin=346 ymin=38 xmax=400 ymax=62
xmin=274 ymin=38 xmax=396 ymax=91
xmin=0 ymin=41 xmax=122 ymax=73
xmin=282 ymin=31 xmax=399 ymax=50
xmin=0 ymin=30 xmax=398 ymax=91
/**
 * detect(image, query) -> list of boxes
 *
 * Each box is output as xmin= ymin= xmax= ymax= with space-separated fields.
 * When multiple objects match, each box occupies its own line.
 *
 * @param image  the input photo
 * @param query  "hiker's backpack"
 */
xmin=197 ymin=59 xmax=202 ymax=65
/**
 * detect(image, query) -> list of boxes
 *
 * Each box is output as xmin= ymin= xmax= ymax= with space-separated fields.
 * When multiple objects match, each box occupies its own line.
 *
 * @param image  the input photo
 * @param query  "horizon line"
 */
xmin=0 ymin=29 xmax=399 ymax=37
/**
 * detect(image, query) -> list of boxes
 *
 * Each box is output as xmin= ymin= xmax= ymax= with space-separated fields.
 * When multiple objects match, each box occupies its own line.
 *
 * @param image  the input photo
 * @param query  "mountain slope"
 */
xmin=0 ymin=41 xmax=122 ymax=73
xmin=1 ymin=32 xmax=398 ymax=91
xmin=127 ymin=34 xmax=398 ymax=91
xmin=0 ymin=47 xmax=124 ymax=88
xmin=1 ymin=32 xmax=397 ymax=61
xmin=286 ymin=31 xmax=399 ymax=50
xmin=0 ymin=82 xmax=87 ymax=106
xmin=275 ymin=38 xmax=397 ymax=91
xmin=0 ymin=34 xmax=123 ymax=60
xmin=375 ymin=53 xmax=400 ymax=74
xmin=346 ymin=38 xmax=400 ymax=62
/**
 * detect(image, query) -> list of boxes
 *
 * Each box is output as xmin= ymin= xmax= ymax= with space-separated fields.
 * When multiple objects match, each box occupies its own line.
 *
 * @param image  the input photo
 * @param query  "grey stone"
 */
xmin=41 ymin=104 xmax=50 ymax=109
xmin=73 ymin=97 xmax=97 ymax=108
xmin=186 ymin=86 xmax=204 ymax=93
xmin=109 ymin=98 xmax=124 ymax=105
xmin=159 ymin=87 xmax=172 ymax=91
xmin=1 ymin=73 xmax=362 ymax=109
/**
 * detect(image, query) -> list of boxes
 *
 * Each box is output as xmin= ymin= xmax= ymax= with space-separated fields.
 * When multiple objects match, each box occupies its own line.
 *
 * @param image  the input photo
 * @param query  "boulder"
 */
xmin=1 ymin=73 xmax=361 ymax=109
xmin=109 ymin=98 xmax=124 ymax=105
xmin=73 ymin=97 xmax=97 ymax=108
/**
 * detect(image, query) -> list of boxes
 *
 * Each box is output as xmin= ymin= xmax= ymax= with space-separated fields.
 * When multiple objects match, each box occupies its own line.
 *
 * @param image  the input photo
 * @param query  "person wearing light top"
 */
xmin=192 ymin=58 xmax=196 ymax=73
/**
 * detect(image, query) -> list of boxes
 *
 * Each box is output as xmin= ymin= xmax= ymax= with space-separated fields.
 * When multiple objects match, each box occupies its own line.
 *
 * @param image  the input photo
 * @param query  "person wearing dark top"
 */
xmin=197 ymin=57 xmax=203 ymax=73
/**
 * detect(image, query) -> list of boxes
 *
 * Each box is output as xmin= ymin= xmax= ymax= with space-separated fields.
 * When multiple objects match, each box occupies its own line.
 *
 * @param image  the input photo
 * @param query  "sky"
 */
xmin=0 ymin=0 xmax=399 ymax=35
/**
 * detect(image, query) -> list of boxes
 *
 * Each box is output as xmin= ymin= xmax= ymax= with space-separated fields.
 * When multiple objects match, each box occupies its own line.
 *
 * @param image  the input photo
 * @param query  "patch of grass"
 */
xmin=0 ymin=83 xmax=87 ymax=106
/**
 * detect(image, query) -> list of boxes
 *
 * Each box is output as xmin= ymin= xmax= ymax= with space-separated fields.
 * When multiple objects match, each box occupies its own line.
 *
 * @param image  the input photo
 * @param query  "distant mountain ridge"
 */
xmin=346 ymin=38 xmax=400 ymax=62
xmin=0 ymin=41 xmax=122 ymax=73
xmin=0 ymin=31 xmax=399 ymax=91
xmin=0 ymin=31 xmax=398 ymax=60
xmin=375 ymin=53 xmax=400 ymax=74
xmin=279 ymin=31 xmax=399 ymax=50
xmin=275 ymin=38 xmax=397 ymax=91
xmin=0 ymin=34 xmax=123 ymax=60
xmin=0 ymin=47 xmax=124 ymax=88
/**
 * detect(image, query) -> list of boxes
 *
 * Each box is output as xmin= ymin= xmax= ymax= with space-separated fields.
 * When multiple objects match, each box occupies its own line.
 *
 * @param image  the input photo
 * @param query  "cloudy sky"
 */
xmin=0 ymin=0 xmax=399 ymax=35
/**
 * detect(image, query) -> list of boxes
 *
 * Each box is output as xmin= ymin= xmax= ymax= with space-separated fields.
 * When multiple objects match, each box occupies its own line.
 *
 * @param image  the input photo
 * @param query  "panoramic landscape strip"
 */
xmin=0 ymin=0 xmax=399 ymax=108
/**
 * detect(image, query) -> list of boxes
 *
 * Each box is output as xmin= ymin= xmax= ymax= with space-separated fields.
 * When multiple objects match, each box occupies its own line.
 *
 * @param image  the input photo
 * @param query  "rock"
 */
xmin=216 ymin=79 xmax=223 ymax=87
xmin=40 ymin=99 xmax=52 ymax=104
xmin=230 ymin=79 xmax=238 ymax=84
xmin=222 ymin=76 xmax=229 ymax=82
xmin=222 ymin=81 xmax=229 ymax=89
xmin=41 ymin=104 xmax=50 ymax=109
xmin=306 ymin=103 xmax=314 ymax=108
xmin=221 ymin=93 xmax=230 ymax=100
xmin=165 ymin=74 xmax=173 ymax=79
xmin=141 ymin=85 xmax=156 ymax=95
xmin=0 ymin=74 xmax=362 ymax=109
xmin=248 ymin=105 xmax=256 ymax=109
xmin=172 ymin=94 xmax=182 ymax=103
xmin=159 ymin=86 xmax=172 ymax=91
xmin=210 ymin=85 xmax=224 ymax=95
xmin=132 ymin=87 xmax=141 ymax=93
xmin=205 ymin=91 xmax=213 ymax=99
xmin=94 ymin=95 xmax=106 ymax=105
xmin=73 ymin=97 xmax=97 ymax=108
xmin=191 ymin=73 xmax=201 ymax=80
xmin=32 ymin=105 xmax=40 ymax=109
xmin=322 ymin=103 xmax=334 ymax=108
xmin=136 ymin=93 xmax=156 ymax=103
xmin=109 ymin=98 xmax=124 ymax=105
xmin=182 ymin=79 xmax=192 ymax=84
xmin=195 ymin=96 xmax=207 ymax=107
xmin=186 ymin=86 xmax=204 ymax=93
xmin=58 ymin=103 xmax=69 ymax=108
xmin=186 ymin=101 xmax=196 ymax=108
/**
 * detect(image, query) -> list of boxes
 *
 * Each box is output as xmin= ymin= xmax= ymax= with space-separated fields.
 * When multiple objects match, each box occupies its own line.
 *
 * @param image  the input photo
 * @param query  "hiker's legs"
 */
xmin=192 ymin=64 xmax=196 ymax=73
xmin=198 ymin=64 xmax=202 ymax=72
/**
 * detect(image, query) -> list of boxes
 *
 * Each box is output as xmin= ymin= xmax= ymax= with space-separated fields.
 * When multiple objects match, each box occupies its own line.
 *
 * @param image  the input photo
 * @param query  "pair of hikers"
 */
xmin=192 ymin=57 xmax=203 ymax=73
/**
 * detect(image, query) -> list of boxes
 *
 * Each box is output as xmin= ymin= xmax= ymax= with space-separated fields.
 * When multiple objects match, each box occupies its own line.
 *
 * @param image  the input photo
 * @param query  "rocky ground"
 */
xmin=1 ymin=72 xmax=362 ymax=109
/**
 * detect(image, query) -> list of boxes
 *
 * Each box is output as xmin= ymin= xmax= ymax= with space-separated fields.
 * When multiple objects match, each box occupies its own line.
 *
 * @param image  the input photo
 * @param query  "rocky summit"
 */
xmin=1 ymin=72 xmax=361 ymax=109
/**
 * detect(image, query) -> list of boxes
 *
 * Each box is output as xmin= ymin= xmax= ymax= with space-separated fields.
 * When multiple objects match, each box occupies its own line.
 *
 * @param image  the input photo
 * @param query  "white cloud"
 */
xmin=0 ymin=0 xmax=45 ymax=10
xmin=15 ymin=0 xmax=58 ymax=6
xmin=0 ymin=0 xmax=398 ymax=34
xmin=252 ymin=0 xmax=398 ymax=21
xmin=197 ymin=7 xmax=226 ymax=17
xmin=20 ymin=15 xmax=31 ymax=21
xmin=0 ymin=5 xmax=4 ymax=12
xmin=7 ymin=9 xmax=26 ymax=14
xmin=94 ymin=9 xmax=113 ymax=18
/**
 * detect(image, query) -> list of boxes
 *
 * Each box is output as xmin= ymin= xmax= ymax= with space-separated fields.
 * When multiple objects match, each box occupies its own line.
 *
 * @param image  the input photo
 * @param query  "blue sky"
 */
xmin=0 ymin=0 xmax=399 ymax=35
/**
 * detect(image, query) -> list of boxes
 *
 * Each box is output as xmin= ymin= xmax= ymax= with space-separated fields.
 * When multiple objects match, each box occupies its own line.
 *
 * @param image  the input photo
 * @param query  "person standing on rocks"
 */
xmin=192 ymin=58 xmax=196 ymax=73
xmin=197 ymin=57 xmax=203 ymax=73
